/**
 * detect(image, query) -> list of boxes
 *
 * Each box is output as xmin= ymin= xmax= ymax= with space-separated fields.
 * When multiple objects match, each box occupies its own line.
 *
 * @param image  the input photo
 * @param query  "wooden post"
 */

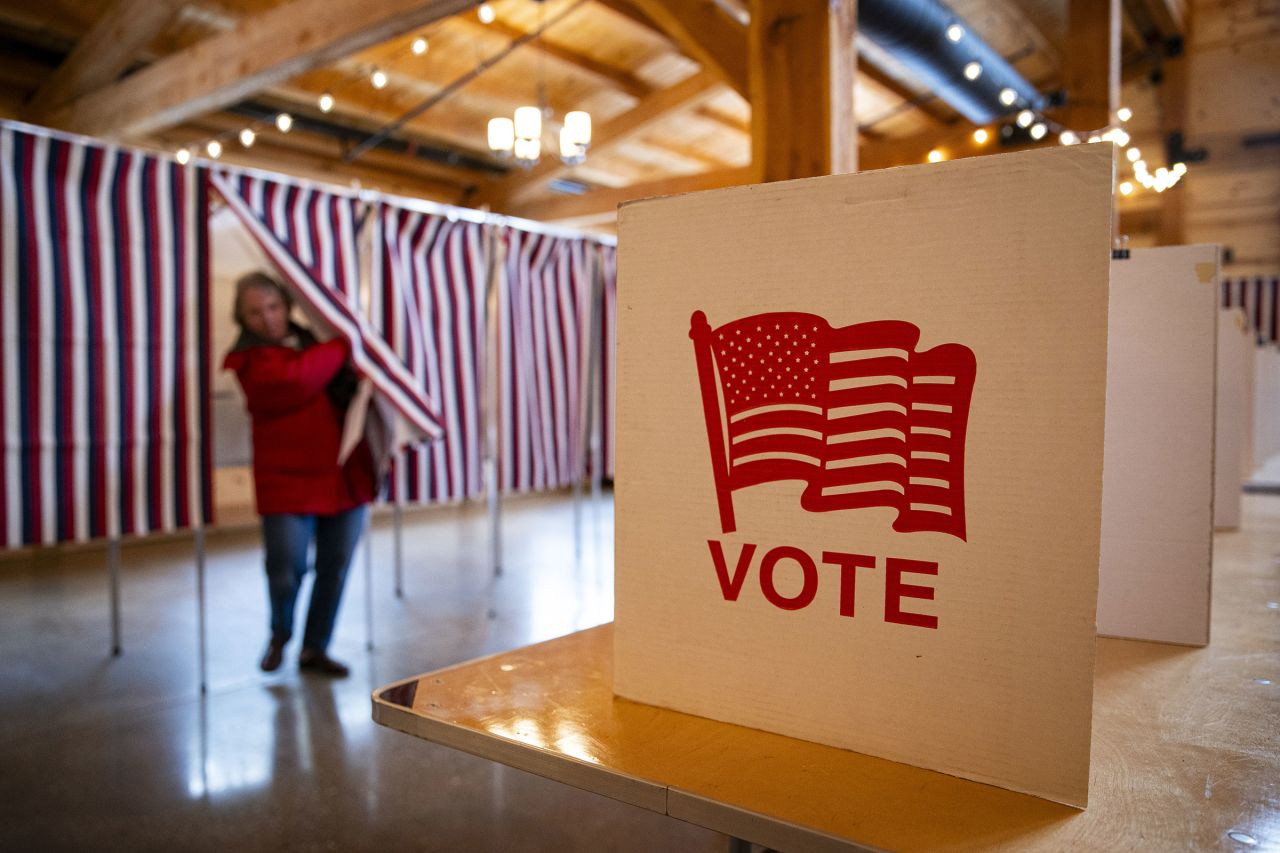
xmin=749 ymin=0 xmax=857 ymax=182
xmin=1156 ymin=45 xmax=1189 ymax=246
xmin=1063 ymin=0 xmax=1120 ymax=132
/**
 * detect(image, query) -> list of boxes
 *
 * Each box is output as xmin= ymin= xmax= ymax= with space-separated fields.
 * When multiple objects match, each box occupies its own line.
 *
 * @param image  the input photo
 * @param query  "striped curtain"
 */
xmin=1222 ymin=276 xmax=1280 ymax=346
xmin=594 ymin=242 xmax=616 ymax=480
xmin=373 ymin=205 xmax=486 ymax=504
xmin=0 ymin=124 xmax=211 ymax=547
xmin=499 ymin=228 xmax=595 ymax=493
xmin=210 ymin=170 xmax=444 ymax=443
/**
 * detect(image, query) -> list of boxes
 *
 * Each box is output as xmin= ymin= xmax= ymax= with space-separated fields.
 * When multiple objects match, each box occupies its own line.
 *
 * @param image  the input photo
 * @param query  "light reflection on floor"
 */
xmin=0 ymin=491 xmax=725 ymax=852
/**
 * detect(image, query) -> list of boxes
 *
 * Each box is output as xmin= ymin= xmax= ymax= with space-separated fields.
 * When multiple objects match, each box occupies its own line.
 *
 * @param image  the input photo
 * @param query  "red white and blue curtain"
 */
xmin=373 ymin=205 xmax=486 ymax=505
xmin=595 ymin=242 xmax=616 ymax=480
xmin=499 ymin=229 xmax=597 ymax=494
xmin=210 ymin=170 xmax=444 ymax=443
xmin=1222 ymin=275 xmax=1280 ymax=347
xmin=0 ymin=123 xmax=211 ymax=547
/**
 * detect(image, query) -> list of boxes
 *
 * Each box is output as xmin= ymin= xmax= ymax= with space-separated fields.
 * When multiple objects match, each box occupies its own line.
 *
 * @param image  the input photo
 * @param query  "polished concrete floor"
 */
xmin=0 ymin=492 xmax=728 ymax=852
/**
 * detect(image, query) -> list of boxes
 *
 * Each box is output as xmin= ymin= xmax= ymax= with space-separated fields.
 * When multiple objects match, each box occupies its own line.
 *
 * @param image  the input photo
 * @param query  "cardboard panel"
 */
xmin=1098 ymin=246 xmax=1218 ymax=646
xmin=1253 ymin=347 xmax=1280 ymax=476
xmin=1215 ymin=309 xmax=1251 ymax=529
xmin=614 ymin=145 xmax=1114 ymax=808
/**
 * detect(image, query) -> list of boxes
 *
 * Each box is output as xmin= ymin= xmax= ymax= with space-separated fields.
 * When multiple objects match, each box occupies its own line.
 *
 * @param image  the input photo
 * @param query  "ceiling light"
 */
xmin=175 ymin=148 xmax=191 ymax=165
xmin=1016 ymin=110 xmax=1034 ymax=128
xmin=318 ymin=92 xmax=334 ymax=113
xmin=239 ymin=128 xmax=255 ymax=148
xmin=1059 ymin=130 xmax=1079 ymax=145
xmin=973 ymin=128 xmax=989 ymax=144
xmin=999 ymin=88 xmax=1017 ymax=107
xmin=1029 ymin=122 xmax=1047 ymax=140
xmin=963 ymin=62 xmax=982 ymax=81
xmin=275 ymin=113 xmax=293 ymax=133
xmin=1126 ymin=147 xmax=1141 ymax=162
xmin=412 ymin=37 xmax=428 ymax=56
xmin=946 ymin=23 xmax=964 ymax=42
xmin=1119 ymin=181 xmax=1134 ymax=196
xmin=371 ymin=68 xmax=388 ymax=89
xmin=206 ymin=140 xmax=222 ymax=159
xmin=1117 ymin=107 xmax=1133 ymax=122
xmin=927 ymin=149 xmax=944 ymax=163
xmin=478 ymin=3 xmax=495 ymax=23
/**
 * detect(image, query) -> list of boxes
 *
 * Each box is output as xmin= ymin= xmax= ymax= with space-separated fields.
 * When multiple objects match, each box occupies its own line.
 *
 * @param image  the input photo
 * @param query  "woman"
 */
xmin=224 ymin=271 xmax=377 ymax=677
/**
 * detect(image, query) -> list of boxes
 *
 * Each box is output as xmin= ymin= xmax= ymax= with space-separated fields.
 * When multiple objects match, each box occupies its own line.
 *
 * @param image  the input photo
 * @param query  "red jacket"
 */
xmin=223 ymin=337 xmax=378 ymax=516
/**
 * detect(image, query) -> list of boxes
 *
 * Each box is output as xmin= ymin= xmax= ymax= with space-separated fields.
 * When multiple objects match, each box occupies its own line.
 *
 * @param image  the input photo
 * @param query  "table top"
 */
xmin=373 ymin=508 xmax=1280 ymax=852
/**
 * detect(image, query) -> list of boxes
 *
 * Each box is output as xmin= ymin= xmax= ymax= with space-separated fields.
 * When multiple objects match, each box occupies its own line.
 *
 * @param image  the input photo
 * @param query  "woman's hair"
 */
xmin=232 ymin=271 xmax=293 ymax=328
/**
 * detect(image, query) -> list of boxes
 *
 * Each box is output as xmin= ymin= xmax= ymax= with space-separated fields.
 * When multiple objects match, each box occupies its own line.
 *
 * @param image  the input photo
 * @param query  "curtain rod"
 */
xmin=0 ymin=118 xmax=617 ymax=248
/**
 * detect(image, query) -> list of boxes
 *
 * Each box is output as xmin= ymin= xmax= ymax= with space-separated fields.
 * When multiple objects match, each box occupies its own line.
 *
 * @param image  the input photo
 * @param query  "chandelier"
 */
xmin=485 ymin=0 xmax=590 ymax=168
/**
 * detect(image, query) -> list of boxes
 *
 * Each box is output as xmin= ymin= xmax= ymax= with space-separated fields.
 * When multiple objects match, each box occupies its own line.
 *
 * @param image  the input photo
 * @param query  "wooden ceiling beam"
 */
xmin=456 ymin=12 xmax=654 ymax=100
xmin=749 ymin=0 xmax=857 ymax=180
xmin=44 ymin=0 xmax=480 ymax=140
xmin=857 ymin=61 xmax=952 ymax=128
xmin=504 ymin=165 xmax=753 ymax=221
xmin=474 ymin=70 xmax=722 ymax=209
xmin=25 ymin=0 xmax=185 ymax=118
xmin=1062 ymin=0 xmax=1121 ymax=131
xmin=597 ymin=0 xmax=748 ymax=97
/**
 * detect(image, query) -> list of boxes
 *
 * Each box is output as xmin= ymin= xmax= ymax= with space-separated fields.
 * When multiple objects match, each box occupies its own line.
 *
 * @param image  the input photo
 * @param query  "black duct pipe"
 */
xmin=859 ymin=0 xmax=1046 ymax=124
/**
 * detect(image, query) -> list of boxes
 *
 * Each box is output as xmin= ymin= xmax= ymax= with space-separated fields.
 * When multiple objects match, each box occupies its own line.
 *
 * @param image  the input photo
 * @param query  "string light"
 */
xmin=239 ymin=128 xmax=256 ymax=148
xmin=275 ymin=113 xmax=293 ymax=133
xmin=1126 ymin=147 xmax=1141 ymax=162
xmin=972 ymin=128 xmax=989 ymax=144
xmin=1016 ymin=110 xmax=1034 ymax=128
xmin=206 ymin=140 xmax=222 ymax=159
xmin=318 ymin=92 xmax=334 ymax=113
xmin=946 ymin=23 xmax=964 ymax=42
xmin=999 ymin=88 xmax=1017 ymax=107
xmin=1117 ymin=107 xmax=1133 ymax=122
xmin=478 ymin=3 xmax=495 ymax=23
xmin=1029 ymin=122 xmax=1047 ymax=140
xmin=1059 ymin=130 xmax=1079 ymax=145
xmin=927 ymin=149 xmax=944 ymax=163
xmin=371 ymin=68 xmax=388 ymax=89
xmin=175 ymin=148 xmax=191 ymax=165
xmin=963 ymin=62 xmax=982 ymax=80
xmin=1119 ymin=181 xmax=1133 ymax=196
xmin=412 ymin=37 xmax=429 ymax=55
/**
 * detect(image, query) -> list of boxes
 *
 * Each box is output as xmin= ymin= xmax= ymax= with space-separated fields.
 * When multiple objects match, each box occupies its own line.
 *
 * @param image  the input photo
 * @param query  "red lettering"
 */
xmin=708 ymin=540 xmax=756 ymax=601
xmin=885 ymin=558 xmax=938 ymax=629
xmin=759 ymin=546 xmax=818 ymax=611
xmin=821 ymin=551 xmax=876 ymax=617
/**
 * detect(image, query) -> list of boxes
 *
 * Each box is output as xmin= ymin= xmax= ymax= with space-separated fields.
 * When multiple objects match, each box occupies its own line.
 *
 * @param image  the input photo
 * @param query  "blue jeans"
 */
xmin=261 ymin=506 xmax=368 ymax=654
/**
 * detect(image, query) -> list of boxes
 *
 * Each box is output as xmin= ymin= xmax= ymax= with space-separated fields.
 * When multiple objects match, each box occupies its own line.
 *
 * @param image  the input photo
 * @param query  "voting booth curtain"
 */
xmin=1222 ymin=276 xmax=1280 ymax=347
xmin=0 ymin=123 xmax=212 ymax=548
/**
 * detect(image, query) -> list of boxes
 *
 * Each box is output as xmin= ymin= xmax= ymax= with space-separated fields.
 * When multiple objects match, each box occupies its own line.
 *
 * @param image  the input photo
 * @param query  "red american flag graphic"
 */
xmin=690 ymin=310 xmax=977 ymax=540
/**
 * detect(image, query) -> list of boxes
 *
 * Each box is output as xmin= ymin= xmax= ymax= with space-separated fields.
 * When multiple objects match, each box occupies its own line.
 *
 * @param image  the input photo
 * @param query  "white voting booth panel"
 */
xmin=614 ymin=145 xmax=1114 ymax=808
xmin=1099 ymin=246 xmax=1218 ymax=646
xmin=1215 ymin=309 xmax=1251 ymax=529
xmin=1253 ymin=347 xmax=1280 ymax=477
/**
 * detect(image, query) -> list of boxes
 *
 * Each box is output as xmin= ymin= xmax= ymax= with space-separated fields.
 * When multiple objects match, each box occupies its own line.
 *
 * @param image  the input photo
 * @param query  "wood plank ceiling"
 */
xmin=0 ymin=0 xmax=1186 ymax=229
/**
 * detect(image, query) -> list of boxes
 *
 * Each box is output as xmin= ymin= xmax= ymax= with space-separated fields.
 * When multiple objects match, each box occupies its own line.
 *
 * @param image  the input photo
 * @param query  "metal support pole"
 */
xmin=483 ymin=222 xmax=506 ymax=580
xmin=108 ymin=537 xmax=122 ymax=656
xmin=364 ymin=514 xmax=374 ymax=651
xmin=393 ymin=502 xmax=404 ymax=599
xmin=195 ymin=526 xmax=208 ymax=695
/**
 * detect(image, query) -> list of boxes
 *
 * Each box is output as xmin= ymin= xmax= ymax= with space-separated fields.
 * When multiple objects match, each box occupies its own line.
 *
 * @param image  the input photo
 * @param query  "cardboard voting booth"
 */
xmin=614 ymin=145 xmax=1114 ymax=808
xmin=1216 ymin=308 xmax=1252 ymax=529
xmin=1098 ymin=245 xmax=1218 ymax=646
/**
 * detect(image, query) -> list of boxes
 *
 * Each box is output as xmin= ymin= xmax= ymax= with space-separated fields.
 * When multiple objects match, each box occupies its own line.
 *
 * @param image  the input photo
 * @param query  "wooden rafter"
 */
xmin=44 ymin=0 xmax=481 ymax=139
xmin=858 ymin=61 xmax=953 ymax=128
xmin=457 ymin=12 xmax=654 ymax=99
xmin=505 ymin=165 xmax=753 ymax=221
xmin=474 ymin=70 xmax=722 ymax=209
xmin=597 ymin=0 xmax=748 ymax=97
xmin=25 ymin=0 xmax=185 ymax=118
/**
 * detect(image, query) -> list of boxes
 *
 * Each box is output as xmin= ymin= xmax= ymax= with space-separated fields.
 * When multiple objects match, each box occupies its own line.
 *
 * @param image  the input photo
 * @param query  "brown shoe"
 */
xmin=260 ymin=636 xmax=286 ymax=672
xmin=298 ymin=649 xmax=350 ymax=678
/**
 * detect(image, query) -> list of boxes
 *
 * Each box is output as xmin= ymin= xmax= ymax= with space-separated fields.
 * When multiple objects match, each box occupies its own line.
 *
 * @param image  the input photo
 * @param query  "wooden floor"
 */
xmin=0 ymin=490 xmax=726 ymax=852
xmin=2 ymin=490 xmax=1277 ymax=852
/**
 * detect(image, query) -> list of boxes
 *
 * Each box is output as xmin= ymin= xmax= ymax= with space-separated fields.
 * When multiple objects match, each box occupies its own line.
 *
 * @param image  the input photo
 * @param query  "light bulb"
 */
xmin=1111 ymin=129 xmax=1130 ymax=147
xmin=1126 ymin=147 xmax=1141 ymax=162
xmin=206 ymin=140 xmax=222 ymax=159
xmin=319 ymin=92 xmax=334 ymax=113
xmin=1119 ymin=181 xmax=1133 ymax=196
xmin=963 ymin=62 xmax=982 ymax=81
xmin=514 ymin=106 xmax=541 ymax=141
xmin=175 ymin=148 xmax=191 ymax=165
xmin=1029 ymin=122 xmax=1047 ymax=140
xmin=488 ymin=117 xmax=514 ymax=153
xmin=563 ymin=111 xmax=591 ymax=146
xmin=1016 ymin=110 xmax=1034 ymax=128
xmin=560 ymin=127 xmax=586 ymax=165
xmin=1117 ymin=107 xmax=1132 ymax=122
xmin=275 ymin=113 xmax=293 ymax=133
xmin=1173 ymin=162 xmax=1187 ymax=175
xmin=927 ymin=149 xmax=944 ymax=163
xmin=1088 ymin=134 xmax=1101 ymax=143
xmin=371 ymin=68 xmax=388 ymax=89
xmin=946 ymin=23 xmax=964 ymax=42
xmin=239 ymin=128 xmax=255 ymax=148
xmin=412 ymin=37 xmax=428 ymax=55
xmin=999 ymin=88 xmax=1017 ymax=106
xmin=972 ymin=128 xmax=989 ymax=144
xmin=478 ymin=3 xmax=495 ymax=23
xmin=1059 ymin=130 xmax=1079 ymax=145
